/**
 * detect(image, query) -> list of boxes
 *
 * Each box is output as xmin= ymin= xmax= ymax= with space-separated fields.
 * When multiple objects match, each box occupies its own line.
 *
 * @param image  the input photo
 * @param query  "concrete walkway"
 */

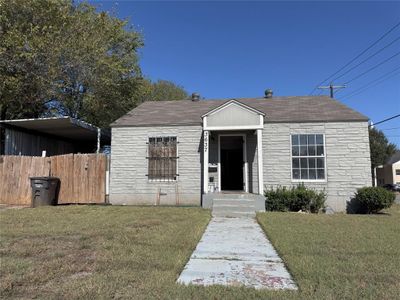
xmin=177 ymin=217 xmax=297 ymax=290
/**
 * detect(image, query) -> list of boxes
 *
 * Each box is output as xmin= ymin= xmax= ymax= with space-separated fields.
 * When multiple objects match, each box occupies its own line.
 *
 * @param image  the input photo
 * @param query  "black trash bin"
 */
xmin=30 ymin=177 xmax=60 ymax=207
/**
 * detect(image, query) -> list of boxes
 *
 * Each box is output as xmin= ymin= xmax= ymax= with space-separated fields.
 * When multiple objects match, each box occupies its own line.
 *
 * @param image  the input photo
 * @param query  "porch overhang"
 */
xmin=201 ymin=100 xmax=265 ymax=196
xmin=202 ymin=100 xmax=265 ymax=131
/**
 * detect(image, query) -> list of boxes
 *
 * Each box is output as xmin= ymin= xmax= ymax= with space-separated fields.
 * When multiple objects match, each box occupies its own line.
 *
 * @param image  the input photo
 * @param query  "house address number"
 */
xmin=204 ymin=131 xmax=209 ymax=152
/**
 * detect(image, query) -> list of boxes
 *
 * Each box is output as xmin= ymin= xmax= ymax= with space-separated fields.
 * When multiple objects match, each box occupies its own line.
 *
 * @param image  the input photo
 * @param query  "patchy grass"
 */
xmin=1 ymin=205 xmax=399 ymax=299
xmin=257 ymin=204 xmax=400 ymax=299
xmin=0 ymin=206 xmax=210 ymax=299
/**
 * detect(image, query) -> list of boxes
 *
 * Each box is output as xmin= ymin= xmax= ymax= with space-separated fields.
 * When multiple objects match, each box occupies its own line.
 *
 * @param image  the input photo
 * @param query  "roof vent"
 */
xmin=264 ymin=89 xmax=273 ymax=98
xmin=191 ymin=92 xmax=200 ymax=101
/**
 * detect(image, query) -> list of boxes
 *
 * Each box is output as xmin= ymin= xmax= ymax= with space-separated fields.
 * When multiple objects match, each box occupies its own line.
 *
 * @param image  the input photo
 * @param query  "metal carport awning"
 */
xmin=0 ymin=117 xmax=111 ymax=147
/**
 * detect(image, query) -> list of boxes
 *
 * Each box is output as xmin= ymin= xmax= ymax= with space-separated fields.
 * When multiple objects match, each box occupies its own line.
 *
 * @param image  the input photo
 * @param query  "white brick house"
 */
xmin=109 ymin=94 xmax=371 ymax=212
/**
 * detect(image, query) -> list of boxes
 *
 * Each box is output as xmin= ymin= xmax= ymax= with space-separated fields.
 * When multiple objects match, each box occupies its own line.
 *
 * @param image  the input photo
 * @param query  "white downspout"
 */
xmin=257 ymin=129 xmax=264 ymax=195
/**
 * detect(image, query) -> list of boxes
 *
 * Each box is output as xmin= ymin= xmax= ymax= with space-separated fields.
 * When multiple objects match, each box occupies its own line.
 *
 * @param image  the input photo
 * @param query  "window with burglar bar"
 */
xmin=291 ymin=134 xmax=325 ymax=180
xmin=147 ymin=136 xmax=178 ymax=181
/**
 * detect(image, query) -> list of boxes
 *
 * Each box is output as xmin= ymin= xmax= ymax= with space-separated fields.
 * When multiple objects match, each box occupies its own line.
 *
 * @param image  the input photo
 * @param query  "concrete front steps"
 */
xmin=203 ymin=193 xmax=266 ymax=218
xmin=212 ymin=198 xmax=256 ymax=217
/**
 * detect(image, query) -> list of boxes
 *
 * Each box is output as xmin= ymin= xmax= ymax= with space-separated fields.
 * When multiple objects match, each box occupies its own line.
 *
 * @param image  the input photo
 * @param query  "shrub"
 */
xmin=265 ymin=186 xmax=292 ymax=212
xmin=354 ymin=187 xmax=395 ymax=214
xmin=265 ymin=184 xmax=326 ymax=213
xmin=309 ymin=189 xmax=327 ymax=213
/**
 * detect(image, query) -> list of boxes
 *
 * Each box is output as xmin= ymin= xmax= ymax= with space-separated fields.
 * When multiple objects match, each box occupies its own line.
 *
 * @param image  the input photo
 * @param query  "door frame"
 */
xmin=218 ymin=133 xmax=248 ymax=192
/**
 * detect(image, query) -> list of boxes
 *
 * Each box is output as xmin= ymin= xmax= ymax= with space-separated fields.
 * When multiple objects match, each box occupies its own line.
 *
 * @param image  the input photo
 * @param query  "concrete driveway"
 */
xmin=177 ymin=217 xmax=297 ymax=290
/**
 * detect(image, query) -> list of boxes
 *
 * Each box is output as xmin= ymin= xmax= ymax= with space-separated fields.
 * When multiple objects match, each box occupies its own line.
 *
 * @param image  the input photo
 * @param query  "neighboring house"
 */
xmin=109 ymin=92 xmax=372 ymax=212
xmin=376 ymin=151 xmax=400 ymax=186
xmin=0 ymin=117 xmax=110 ymax=156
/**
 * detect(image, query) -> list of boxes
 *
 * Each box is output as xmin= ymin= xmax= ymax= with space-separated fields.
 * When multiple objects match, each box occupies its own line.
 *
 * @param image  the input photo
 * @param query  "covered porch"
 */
xmin=202 ymin=100 xmax=265 ymax=198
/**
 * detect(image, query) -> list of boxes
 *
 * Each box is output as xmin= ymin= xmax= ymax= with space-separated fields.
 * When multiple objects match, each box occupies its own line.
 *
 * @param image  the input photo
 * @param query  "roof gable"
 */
xmin=203 ymin=100 xmax=264 ymax=130
xmin=202 ymin=99 xmax=265 ymax=118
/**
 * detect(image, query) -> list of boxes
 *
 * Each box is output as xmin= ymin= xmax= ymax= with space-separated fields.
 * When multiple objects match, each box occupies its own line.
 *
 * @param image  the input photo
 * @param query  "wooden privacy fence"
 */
xmin=0 ymin=154 xmax=107 ymax=206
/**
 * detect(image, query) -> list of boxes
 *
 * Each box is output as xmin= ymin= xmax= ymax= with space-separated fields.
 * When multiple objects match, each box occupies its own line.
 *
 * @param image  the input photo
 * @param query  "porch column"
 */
xmin=203 ymin=130 xmax=209 ymax=193
xmin=257 ymin=129 xmax=264 ymax=195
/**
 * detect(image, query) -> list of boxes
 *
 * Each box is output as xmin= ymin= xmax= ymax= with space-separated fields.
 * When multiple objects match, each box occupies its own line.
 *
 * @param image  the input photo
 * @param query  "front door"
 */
xmin=220 ymin=136 xmax=244 ymax=191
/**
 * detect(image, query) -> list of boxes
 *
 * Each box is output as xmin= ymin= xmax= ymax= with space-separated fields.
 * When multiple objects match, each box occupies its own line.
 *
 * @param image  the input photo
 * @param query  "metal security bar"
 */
xmin=146 ymin=136 xmax=178 ymax=181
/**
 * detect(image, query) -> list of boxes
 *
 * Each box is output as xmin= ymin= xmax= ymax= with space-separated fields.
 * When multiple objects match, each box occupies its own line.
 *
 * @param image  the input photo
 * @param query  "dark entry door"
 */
xmin=221 ymin=137 xmax=244 ymax=190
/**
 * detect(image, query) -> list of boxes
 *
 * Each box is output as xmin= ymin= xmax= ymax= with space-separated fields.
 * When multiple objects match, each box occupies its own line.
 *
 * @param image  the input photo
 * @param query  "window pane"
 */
xmin=300 ymin=135 xmax=307 ymax=145
xmin=292 ymin=146 xmax=299 ymax=156
xmin=291 ymin=134 xmax=325 ymax=182
xmin=292 ymin=158 xmax=300 ymax=168
xmin=317 ymin=145 xmax=324 ymax=156
xmin=307 ymin=134 xmax=316 ymax=145
xmin=300 ymin=146 xmax=308 ymax=156
xmin=309 ymin=169 xmax=316 ymax=179
xmin=317 ymin=169 xmax=325 ymax=179
xmin=301 ymin=169 xmax=308 ymax=180
xmin=308 ymin=145 xmax=316 ymax=155
xmin=292 ymin=135 xmax=299 ymax=145
xmin=316 ymin=134 xmax=324 ymax=145
xmin=300 ymin=158 xmax=308 ymax=168
xmin=308 ymin=158 xmax=316 ymax=168
xmin=148 ymin=136 xmax=177 ymax=180
xmin=317 ymin=158 xmax=324 ymax=168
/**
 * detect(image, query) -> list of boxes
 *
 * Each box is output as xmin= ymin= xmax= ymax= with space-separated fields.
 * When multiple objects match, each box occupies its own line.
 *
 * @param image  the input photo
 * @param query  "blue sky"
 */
xmin=90 ymin=1 xmax=400 ymax=146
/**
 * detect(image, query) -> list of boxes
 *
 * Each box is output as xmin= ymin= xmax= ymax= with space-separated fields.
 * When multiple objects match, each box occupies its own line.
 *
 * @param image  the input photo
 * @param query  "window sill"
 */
xmin=291 ymin=179 xmax=327 ymax=183
xmin=148 ymin=179 xmax=177 ymax=183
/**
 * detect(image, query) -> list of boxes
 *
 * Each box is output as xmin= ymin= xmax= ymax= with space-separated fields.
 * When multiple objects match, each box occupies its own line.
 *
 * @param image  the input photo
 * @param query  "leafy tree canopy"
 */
xmin=138 ymin=79 xmax=188 ymax=102
xmin=0 ymin=0 xmax=188 ymax=127
xmin=369 ymin=127 xmax=397 ymax=168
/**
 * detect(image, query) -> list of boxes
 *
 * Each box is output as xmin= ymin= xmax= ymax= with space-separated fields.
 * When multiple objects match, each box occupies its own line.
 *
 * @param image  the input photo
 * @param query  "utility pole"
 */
xmin=318 ymin=83 xmax=346 ymax=98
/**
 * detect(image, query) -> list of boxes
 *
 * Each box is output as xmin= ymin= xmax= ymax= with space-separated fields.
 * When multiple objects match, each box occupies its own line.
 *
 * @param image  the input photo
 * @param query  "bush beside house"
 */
xmin=265 ymin=184 xmax=326 ymax=213
xmin=353 ymin=187 xmax=395 ymax=214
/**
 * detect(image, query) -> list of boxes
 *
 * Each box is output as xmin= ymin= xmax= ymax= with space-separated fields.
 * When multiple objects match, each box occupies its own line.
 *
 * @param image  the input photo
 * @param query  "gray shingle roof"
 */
xmin=111 ymin=96 xmax=369 ymax=127
xmin=386 ymin=151 xmax=400 ymax=165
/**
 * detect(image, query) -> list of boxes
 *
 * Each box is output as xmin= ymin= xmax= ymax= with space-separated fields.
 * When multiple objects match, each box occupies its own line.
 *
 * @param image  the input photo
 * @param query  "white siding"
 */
xmin=207 ymin=103 xmax=260 ymax=127
xmin=110 ymin=121 xmax=372 ymax=211
xmin=110 ymin=126 xmax=202 ymax=205
xmin=263 ymin=122 xmax=372 ymax=211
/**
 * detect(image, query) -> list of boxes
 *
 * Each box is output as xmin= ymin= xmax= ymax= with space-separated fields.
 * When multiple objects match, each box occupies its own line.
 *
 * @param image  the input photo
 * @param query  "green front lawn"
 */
xmin=257 ymin=204 xmax=400 ymax=299
xmin=0 ymin=206 xmax=212 ymax=299
xmin=0 ymin=205 xmax=399 ymax=299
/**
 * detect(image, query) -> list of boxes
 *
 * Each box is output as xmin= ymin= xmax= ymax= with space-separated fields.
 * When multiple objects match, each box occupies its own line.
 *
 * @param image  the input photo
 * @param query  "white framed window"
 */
xmin=291 ymin=134 xmax=326 ymax=181
xmin=147 ymin=136 xmax=178 ymax=181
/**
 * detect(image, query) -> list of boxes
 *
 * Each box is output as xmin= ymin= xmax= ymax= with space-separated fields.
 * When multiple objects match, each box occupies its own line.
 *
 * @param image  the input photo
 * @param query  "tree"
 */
xmin=137 ymin=79 xmax=188 ymax=103
xmin=0 ymin=0 xmax=143 ymax=127
xmin=369 ymin=127 xmax=397 ymax=185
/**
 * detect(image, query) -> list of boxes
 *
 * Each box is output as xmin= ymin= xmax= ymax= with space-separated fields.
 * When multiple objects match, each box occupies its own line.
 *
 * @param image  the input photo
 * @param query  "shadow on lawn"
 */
xmin=346 ymin=198 xmax=392 ymax=215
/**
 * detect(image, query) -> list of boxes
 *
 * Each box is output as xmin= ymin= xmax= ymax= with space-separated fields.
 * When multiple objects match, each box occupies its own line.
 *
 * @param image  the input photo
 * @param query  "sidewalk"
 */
xmin=177 ymin=217 xmax=297 ymax=290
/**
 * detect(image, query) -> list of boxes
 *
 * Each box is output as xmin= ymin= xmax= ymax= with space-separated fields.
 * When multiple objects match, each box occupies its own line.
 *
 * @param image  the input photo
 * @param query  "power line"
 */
xmin=344 ymin=51 xmax=400 ymax=84
xmin=330 ymin=36 xmax=400 ymax=82
xmin=339 ymin=65 xmax=400 ymax=99
xmin=378 ymin=127 xmax=400 ymax=130
xmin=370 ymin=114 xmax=400 ymax=127
xmin=309 ymin=20 xmax=400 ymax=95
xmin=340 ymin=71 xmax=400 ymax=100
